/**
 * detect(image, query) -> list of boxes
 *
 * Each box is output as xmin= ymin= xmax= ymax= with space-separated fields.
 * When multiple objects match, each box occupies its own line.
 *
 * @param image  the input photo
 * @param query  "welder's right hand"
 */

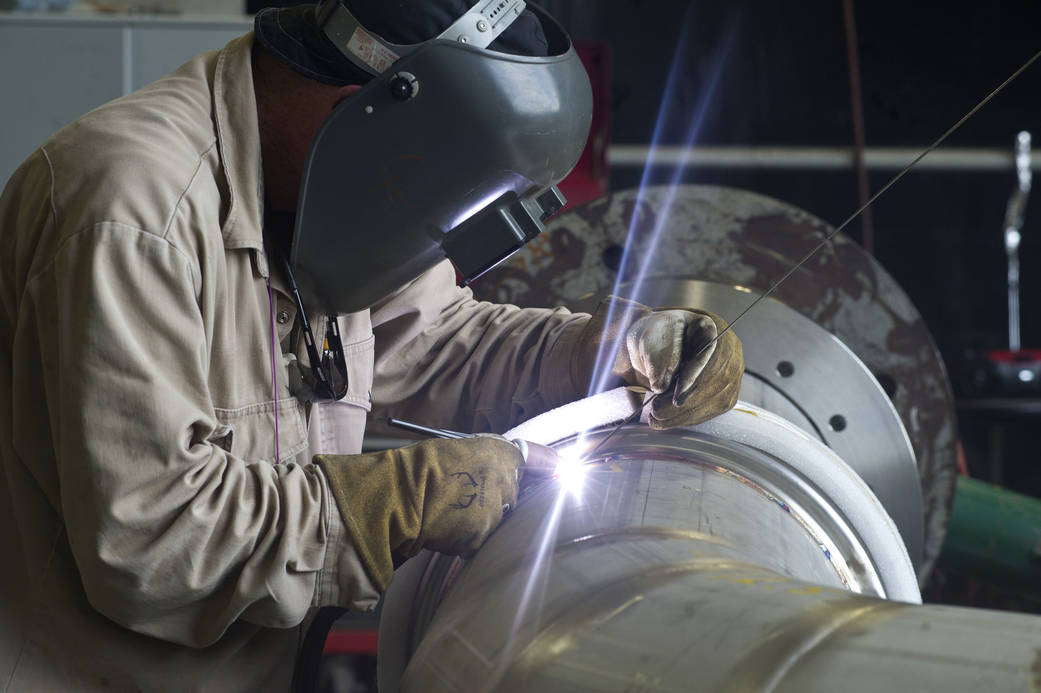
xmin=316 ymin=436 xmax=523 ymax=591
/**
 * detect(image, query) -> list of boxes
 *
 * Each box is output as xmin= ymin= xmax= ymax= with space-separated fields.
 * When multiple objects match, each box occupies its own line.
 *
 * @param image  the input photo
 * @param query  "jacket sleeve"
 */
xmin=369 ymin=260 xmax=591 ymax=434
xmin=31 ymin=221 xmax=375 ymax=648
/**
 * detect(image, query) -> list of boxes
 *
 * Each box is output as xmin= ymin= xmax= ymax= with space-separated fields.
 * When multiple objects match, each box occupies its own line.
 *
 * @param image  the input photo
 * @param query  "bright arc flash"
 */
xmin=553 ymin=443 xmax=588 ymax=499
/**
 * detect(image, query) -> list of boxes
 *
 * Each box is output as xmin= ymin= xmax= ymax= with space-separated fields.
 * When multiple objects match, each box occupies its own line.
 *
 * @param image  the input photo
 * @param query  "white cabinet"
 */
xmin=0 ymin=12 xmax=251 ymax=183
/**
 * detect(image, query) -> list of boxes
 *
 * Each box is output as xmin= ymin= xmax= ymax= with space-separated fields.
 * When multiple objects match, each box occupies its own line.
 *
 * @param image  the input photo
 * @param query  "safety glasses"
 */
xmin=280 ymin=256 xmax=349 ymax=401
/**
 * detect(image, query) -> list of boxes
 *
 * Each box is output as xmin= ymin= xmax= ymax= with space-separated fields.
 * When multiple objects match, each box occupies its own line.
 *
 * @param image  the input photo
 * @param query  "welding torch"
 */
xmin=388 ymin=418 xmax=560 ymax=477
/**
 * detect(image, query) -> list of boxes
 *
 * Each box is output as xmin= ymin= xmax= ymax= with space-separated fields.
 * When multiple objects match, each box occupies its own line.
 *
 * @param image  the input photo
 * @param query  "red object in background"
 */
xmin=557 ymin=42 xmax=611 ymax=210
xmin=323 ymin=628 xmax=379 ymax=656
xmin=985 ymin=348 xmax=1041 ymax=364
xmin=972 ymin=348 xmax=1041 ymax=397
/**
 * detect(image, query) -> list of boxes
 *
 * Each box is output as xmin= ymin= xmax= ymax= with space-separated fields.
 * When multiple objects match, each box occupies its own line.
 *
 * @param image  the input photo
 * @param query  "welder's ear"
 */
xmin=333 ymin=83 xmax=363 ymax=106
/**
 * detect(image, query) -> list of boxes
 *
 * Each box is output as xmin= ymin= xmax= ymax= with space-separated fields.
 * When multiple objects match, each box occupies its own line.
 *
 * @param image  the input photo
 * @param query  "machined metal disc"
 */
xmin=628 ymin=279 xmax=923 ymax=570
xmin=472 ymin=184 xmax=958 ymax=580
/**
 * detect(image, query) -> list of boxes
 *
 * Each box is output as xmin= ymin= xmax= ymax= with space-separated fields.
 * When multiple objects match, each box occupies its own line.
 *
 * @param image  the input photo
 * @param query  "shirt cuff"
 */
xmin=313 ymin=469 xmax=381 ymax=612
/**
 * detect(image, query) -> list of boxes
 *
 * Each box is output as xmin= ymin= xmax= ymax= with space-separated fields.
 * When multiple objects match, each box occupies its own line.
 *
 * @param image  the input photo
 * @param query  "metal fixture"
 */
xmin=388 ymin=72 xmax=420 ymax=101
xmin=606 ymin=144 xmax=1041 ymax=171
xmin=626 ymin=278 xmax=922 ymax=570
xmin=1004 ymin=131 xmax=1031 ymax=351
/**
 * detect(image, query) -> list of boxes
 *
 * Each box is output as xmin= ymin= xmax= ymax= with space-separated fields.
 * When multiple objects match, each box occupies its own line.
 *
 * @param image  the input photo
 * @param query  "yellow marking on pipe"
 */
xmin=787 ymin=586 xmax=825 ymax=595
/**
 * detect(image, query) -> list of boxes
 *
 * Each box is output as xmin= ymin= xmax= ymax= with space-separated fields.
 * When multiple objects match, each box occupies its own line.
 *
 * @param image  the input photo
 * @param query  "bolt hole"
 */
xmin=875 ymin=373 xmax=898 ymax=399
xmin=776 ymin=361 xmax=795 ymax=378
xmin=829 ymin=414 xmax=847 ymax=432
xmin=602 ymin=244 xmax=624 ymax=271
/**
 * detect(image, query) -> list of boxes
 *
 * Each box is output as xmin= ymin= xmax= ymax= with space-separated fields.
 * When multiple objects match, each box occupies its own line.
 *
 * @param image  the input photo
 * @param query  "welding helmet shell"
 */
xmin=283 ymin=1 xmax=593 ymax=314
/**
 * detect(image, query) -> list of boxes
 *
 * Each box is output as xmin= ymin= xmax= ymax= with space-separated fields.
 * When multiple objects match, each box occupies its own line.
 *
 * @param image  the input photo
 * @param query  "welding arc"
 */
xmin=585 ymin=47 xmax=1041 ymax=462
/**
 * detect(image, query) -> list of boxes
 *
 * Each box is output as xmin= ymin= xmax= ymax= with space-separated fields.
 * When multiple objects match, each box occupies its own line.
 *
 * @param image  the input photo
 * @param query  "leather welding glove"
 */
xmin=572 ymin=296 xmax=744 ymax=430
xmin=316 ymin=435 xmax=523 ymax=591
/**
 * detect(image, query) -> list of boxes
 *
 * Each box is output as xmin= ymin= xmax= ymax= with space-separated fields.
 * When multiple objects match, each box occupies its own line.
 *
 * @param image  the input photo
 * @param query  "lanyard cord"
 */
xmin=267 ymin=276 xmax=281 ymax=464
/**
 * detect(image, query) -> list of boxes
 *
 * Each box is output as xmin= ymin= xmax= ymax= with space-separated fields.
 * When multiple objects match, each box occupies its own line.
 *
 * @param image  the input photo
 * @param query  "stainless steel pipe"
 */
xmin=377 ymin=393 xmax=1041 ymax=691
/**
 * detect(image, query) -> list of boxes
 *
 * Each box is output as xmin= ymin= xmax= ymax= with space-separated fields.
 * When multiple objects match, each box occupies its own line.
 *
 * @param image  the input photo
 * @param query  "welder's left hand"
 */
xmin=572 ymin=296 xmax=744 ymax=429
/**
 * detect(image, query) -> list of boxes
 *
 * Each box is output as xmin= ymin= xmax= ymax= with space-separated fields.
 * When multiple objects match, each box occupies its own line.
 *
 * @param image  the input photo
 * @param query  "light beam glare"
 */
xmin=587 ymin=8 xmax=742 ymax=397
xmin=483 ymin=442 xmax=598 ymax=691
xmin=483 ymin=483 xmax=568 ymax=692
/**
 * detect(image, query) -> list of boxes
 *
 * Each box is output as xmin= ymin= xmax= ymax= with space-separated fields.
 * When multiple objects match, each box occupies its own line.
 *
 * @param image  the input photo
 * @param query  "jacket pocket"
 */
xmin=306 ymin=332 xmax=375 ymax=456
xmin=339 ymin=334 xmax=375 ymax=411
xmin=212 ymin=398 xmax=308 ymax=464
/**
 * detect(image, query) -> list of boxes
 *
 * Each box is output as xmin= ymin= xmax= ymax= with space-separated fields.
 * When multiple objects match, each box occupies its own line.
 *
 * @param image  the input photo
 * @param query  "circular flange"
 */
xmin=626 ymin=279 xmax=923 ymax=570
xmin=472 ymin=184 xmax=957 ymax=580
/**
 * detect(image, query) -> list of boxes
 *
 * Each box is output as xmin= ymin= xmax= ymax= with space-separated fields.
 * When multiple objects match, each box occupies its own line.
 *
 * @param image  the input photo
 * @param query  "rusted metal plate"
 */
xmin=473 ymin=184 xmax=958 ymax=581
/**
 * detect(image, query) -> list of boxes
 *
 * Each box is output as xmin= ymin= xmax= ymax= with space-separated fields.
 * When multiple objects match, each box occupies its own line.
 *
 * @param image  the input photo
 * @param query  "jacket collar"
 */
xmin=212 ymin=33 xmax=266 ymax=255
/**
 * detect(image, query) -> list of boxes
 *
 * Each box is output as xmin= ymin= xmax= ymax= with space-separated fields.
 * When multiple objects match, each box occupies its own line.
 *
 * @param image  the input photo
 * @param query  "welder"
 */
xmin=0 ymin=1 xmax=742 ymax=689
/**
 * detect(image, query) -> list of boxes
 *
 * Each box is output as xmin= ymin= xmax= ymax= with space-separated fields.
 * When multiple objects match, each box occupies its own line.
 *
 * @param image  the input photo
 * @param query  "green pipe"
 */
xmin=938 ymin=476 xmax=1041 ymax=589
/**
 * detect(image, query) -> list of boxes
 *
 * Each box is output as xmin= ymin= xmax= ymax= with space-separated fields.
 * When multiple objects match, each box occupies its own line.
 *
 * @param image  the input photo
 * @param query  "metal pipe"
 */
xmin=607 ymin=144 xmax=1041 ymax=171
xmin=1004 ymin=131 xmax=1031 ymax=351
xmin=378 ymin=394 xmax=1041 ymax=691
xmin=940 ymin=475 xmax=1041 ymax=591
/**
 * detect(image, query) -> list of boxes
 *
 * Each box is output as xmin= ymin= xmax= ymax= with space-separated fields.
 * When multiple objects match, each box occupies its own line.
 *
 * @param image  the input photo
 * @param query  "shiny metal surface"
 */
xmin=550 ymin=430 xmax=889 ymax=595
xmin=378 ymin=394 xmax=1041 ymax=692
xmin=379 ymin=394 xmax=922 ymax=692
xmin=624 ymin=279 xmax=923 ymax=571
xmin=505 ymin=391 xmax=918 ymax=602
xmin=394 ymin=554 xmax=1041 ymax=692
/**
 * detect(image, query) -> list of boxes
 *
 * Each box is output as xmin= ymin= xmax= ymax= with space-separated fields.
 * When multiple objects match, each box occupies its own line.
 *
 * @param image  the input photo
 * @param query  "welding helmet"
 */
xmin=268 ymin=1 xmax=593 ymax=314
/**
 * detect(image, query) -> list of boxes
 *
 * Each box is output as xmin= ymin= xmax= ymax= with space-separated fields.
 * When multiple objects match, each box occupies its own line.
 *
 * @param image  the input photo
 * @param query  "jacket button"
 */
xmin=277 ymin=310 xmax=291 ymax=325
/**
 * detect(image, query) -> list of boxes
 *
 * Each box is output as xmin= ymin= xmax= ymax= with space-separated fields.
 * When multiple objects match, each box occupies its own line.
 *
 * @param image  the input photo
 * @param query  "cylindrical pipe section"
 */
xmin=402 ymin=556 xmax=1041 ymax=692
xmin=379 ymin=408 xmax=918 ymax=691
xmin=379 ymin=401 xmax=1041 ymax=691
xmin=940 ymin=476 xmax=1041 ymax=591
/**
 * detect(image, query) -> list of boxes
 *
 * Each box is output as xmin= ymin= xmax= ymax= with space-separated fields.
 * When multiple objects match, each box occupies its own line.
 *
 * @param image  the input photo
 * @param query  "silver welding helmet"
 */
xmin=289 ymin=0 xmax=593 ymax=314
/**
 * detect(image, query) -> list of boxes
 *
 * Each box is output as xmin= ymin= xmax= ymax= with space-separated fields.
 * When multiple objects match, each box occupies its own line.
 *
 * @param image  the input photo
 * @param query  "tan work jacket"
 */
xmin=0 ymin=33 xmax=586 ymax=691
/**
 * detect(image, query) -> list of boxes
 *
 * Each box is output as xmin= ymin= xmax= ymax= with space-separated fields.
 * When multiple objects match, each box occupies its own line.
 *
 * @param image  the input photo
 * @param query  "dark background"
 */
xmin=249 ymin=0 xmax=1041 ymax=355
xmin=540 ymin=0 xmax=1041 ymax=361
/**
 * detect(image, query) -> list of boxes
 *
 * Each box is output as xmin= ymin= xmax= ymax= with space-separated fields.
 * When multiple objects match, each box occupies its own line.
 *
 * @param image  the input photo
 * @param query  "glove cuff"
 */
xmin=317 ymin=437 xmax=525 ymax=592
xmin=317 ymin=452 xmax=398 ymax=591
xmin=570 ymin=295 xmax=653 ymax=394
